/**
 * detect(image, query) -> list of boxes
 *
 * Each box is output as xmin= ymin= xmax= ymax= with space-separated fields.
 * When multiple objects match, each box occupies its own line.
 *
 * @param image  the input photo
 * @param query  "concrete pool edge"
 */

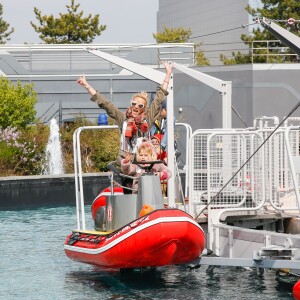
xmin=0 ymin=173 xmax=111 ymax=210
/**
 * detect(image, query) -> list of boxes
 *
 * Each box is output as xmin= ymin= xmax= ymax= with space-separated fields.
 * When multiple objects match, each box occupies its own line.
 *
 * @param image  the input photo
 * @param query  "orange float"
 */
xmin=139 ymin=204 xmax=154 ymax=217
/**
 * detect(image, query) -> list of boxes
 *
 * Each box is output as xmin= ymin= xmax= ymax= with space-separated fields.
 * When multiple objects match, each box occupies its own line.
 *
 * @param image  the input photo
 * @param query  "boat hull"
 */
xmin=64 ymin=209 xmax=205 ymax=269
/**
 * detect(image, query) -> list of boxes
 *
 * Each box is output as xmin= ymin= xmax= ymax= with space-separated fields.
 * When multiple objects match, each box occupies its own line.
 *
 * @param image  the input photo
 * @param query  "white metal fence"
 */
xmin=188 ymin=125 xmax=300 ymax=218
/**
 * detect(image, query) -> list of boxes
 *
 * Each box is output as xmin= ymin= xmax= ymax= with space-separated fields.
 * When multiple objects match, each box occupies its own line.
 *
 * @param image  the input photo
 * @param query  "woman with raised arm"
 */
xmin=76 ymin=61 xmax=173 ymax=165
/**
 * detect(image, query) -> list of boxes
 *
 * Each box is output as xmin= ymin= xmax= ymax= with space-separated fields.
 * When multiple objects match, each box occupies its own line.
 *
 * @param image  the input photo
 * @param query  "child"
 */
xmin=151 ymin=133 xmax=167 ymax=165
xmin=121 ymin=142 xmax=172 ymax=194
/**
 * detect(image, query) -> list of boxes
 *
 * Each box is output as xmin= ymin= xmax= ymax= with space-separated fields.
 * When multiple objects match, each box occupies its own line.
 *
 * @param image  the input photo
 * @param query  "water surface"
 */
xmin=0 ymin=207 xmax=294 ymax=299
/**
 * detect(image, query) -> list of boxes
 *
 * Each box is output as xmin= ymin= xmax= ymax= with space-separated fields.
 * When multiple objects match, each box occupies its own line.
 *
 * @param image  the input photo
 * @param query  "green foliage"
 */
xmin=0 ymin=115 xmax=120 ymax=176
xmin=221 ymin=0 xmax=300 ymax=64
xmin=245 ymin=1 xmax=300 ymax=38
xmin=220 ymin=52 xmax=252 ymax=65
xmin=195 ymin=44 xmax=210 ymax=66
xmin=0 ymin=4 xmax=14 ymax=44
xmin=30 ymin=0 xmax=106 ymax=44
xmin=154 ymin=26 xmax=210 ymax=66
xmin=91 ymin=130 xmax=120 ymax=171
xmin=153 ymin=26 xmax=192 ymax=43
xmin=0 ymin=77 xmax=37 ymax=129
xmin=0 ymin=127 xmax=42 ymax=176
xmin=60 ymin=115 xmax=119 ymax=173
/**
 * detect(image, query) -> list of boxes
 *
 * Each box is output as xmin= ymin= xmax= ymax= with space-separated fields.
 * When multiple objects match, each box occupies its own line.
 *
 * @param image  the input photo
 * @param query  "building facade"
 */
xmin=157 ymin=0 xmax=251 ymax=65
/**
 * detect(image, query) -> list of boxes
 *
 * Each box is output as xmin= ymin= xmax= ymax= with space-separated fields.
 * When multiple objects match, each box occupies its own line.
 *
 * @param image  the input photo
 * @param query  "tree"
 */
xmin=0 ymin=4 xmax=14 ymax=44
xmin=153 ymin=26 xmax=210 ymax=66
xmin=153 ymin=26 xmax=192 ymax=43
xmin=30 ymin=0 xmax=106 ymax=44
xmin=195 ymin=46 xmax=210 ymax=66
xmin=221 ymin=0 xmax=300 ymax=64
xmin=0 ymin=77 xmax=37 ymax=128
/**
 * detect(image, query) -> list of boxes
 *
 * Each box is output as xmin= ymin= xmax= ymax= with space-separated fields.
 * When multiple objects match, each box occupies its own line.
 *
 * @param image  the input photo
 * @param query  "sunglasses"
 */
xmin=131 ymin=101 xmax=145 ymax=109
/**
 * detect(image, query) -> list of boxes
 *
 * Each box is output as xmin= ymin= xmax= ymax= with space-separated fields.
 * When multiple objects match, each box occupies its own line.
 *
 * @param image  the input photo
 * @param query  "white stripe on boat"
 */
xmin=64 ymin=216 xmax=204 ymax=255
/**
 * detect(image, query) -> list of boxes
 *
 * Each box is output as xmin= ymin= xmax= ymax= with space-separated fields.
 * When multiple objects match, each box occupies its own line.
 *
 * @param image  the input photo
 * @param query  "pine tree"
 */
xmin=0 ymin=4 xmax=14 ymax=44
xmin=221 ymin=0 xmax=300 ymax=64
xmin=30 ymin=0 xmax=106 ymax=44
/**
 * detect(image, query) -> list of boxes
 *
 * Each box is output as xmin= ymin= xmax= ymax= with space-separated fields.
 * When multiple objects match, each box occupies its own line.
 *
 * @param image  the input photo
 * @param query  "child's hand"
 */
xmin=124 ymin=152 xmax=133 ymax=164
xmin=158 ymin=170 xmax=168 ymax=181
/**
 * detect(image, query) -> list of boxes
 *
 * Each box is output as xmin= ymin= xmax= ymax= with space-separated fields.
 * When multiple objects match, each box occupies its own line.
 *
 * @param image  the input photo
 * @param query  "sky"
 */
xmin=1 ymin=0 xmax=159 ymax=44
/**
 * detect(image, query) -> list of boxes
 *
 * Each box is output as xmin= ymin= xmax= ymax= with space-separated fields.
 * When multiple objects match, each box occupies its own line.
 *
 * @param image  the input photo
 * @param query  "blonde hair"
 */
xmin=136 ymin=142 xmax=157 ymax=161
xmin=132 ymin=91 xmax=148 ymax=107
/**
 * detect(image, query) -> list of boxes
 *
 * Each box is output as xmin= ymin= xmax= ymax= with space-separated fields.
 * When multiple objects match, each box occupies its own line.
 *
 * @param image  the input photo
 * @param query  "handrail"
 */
xmin=73 ymin=125 xmax=118 ymax=230
xmin=73 ymin=124 xmax=189 ymax=229
xmin=175 ymin=123 xmax=192 ymax=197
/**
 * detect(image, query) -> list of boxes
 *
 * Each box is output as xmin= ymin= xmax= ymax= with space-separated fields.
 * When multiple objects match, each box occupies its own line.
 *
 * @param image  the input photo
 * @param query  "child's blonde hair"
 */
xmin=132 ymin=91 xmax=148 ymax=106
xmin=136 ymin=142 xmax=157 ymax=161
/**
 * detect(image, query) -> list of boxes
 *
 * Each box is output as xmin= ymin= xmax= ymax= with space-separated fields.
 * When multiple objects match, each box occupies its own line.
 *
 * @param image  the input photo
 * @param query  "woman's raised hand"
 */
xmin=76 ymin=74 xmax=89 ymax=88
xmin=76 ymin=74 xmax=96 ymax=95
xmin=161 ymin=61 xmax=174 ymax=89
xmin=162 ymin=61 xmax=174 ymax=76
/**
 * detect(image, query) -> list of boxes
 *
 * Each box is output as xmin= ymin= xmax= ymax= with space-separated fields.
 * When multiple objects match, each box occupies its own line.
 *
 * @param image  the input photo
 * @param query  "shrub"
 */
xmin=0 ymin=126 xmax=44 ymax=175
xmin=60 ymin=116 xmax=119 ymax=173
xmin=0 ymin=115 xmax=120 ymax=176
xmin=0 ymin=77 xmax=37 ymax=128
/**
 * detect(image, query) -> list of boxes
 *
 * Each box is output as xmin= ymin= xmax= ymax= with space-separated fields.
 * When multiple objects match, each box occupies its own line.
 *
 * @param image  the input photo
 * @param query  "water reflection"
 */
xmin=65 ymin=265 xmax=294 ymax=300
xmin=0 ymin=206 xmax=295 ymax=300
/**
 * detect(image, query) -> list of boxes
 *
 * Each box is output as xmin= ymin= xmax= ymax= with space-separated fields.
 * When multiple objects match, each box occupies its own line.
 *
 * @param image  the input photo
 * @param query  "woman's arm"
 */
xmin=76 ymin=74 xmax=124 ymax=128
xmin=161 ymin=61 xmax=174 ymax=91
xmin=147 ymin=61 xmax=174 ymax=126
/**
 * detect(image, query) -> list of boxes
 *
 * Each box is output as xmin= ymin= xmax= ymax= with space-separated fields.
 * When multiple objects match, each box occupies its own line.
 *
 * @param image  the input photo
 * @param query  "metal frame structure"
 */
xmin=258 ymin=17 xmax=300 ymax=57
xmin=188 ymin=125 xmax=300 ymax=269
xmin=173 ymin=63 xmax=232 ymax=128
xmin=189 ymin=19 xmax=300 ymax=269
xmin=72 ymin=19 xmax=300 ymax=270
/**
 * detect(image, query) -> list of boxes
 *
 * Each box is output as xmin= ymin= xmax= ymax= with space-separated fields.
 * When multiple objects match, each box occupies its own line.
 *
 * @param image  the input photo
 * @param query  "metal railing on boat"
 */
xmin=188 ymin=122 xmax=300 ymax=270
xmin=73 ymin=123 xmax=191 ymax=230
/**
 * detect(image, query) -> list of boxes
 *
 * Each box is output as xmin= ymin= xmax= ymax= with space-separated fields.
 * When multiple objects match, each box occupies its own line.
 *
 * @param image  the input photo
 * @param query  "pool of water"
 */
xmin=0 ymin=206 xmax=294 ymax=300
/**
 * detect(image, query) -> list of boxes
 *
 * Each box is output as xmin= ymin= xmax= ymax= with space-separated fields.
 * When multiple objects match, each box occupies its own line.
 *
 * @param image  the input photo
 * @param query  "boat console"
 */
xmin=95 ymin=161 xmax=165 ymax=232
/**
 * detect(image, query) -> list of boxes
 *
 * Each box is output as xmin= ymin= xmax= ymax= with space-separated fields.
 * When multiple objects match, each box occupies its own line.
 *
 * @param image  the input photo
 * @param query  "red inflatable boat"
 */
xmin=65 ymin=153 xmax=206 ymax=269
xmin=65 ymin=206 xmax=205 ymax=268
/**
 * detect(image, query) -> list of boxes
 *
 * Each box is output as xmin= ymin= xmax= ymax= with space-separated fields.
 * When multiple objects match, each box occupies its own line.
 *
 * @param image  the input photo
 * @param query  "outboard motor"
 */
xmin=92 ymin=186 xmax=124 ymax=231
xmin=105 ymin=194 xmax=138 ymax=232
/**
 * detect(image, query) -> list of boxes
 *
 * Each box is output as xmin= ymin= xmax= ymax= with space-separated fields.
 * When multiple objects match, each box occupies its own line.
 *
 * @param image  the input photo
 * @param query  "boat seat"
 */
xmin=72 ymin=229 xmax=112 ymax=236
